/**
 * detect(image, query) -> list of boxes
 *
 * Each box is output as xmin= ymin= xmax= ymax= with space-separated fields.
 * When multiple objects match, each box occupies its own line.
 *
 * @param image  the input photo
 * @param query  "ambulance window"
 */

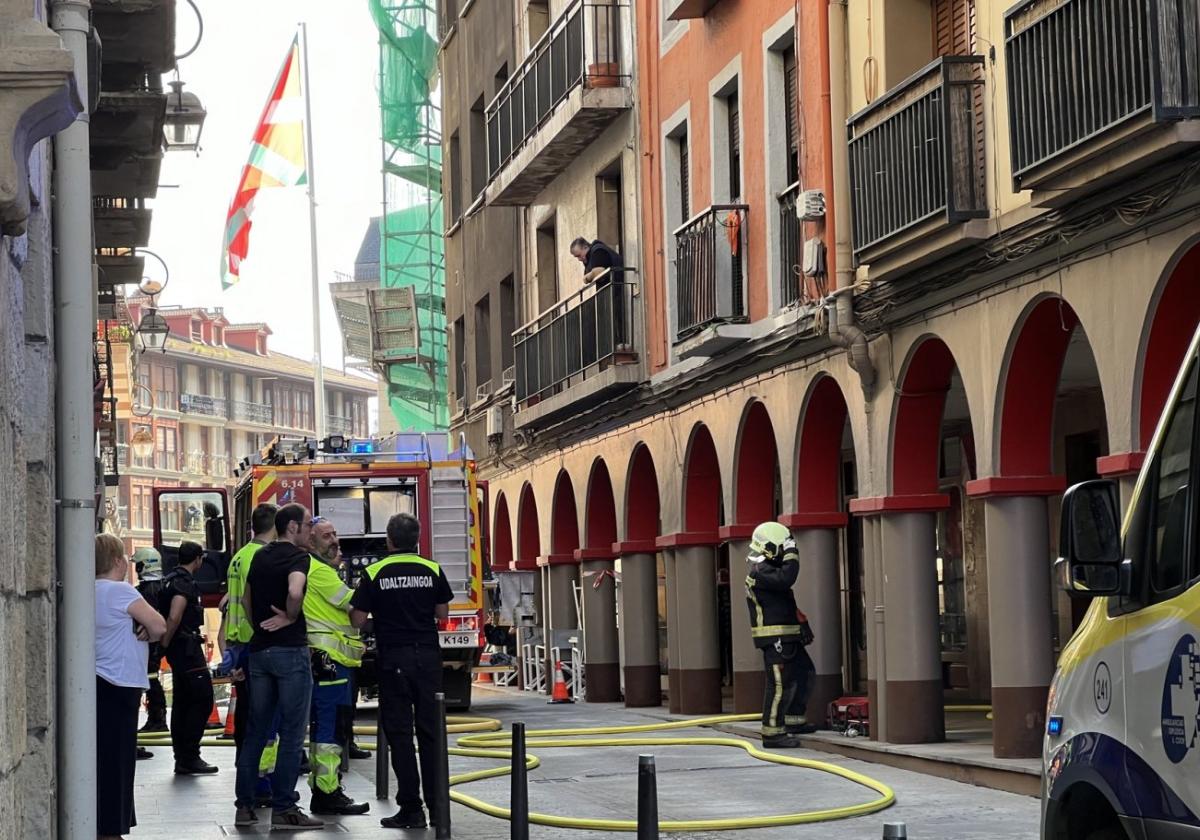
xmin=1149 ymin=361 xmax=1197 ymax=594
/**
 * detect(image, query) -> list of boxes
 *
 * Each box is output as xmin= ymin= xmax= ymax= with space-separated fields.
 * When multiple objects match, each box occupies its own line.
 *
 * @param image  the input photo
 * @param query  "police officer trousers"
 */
xmin=377 ymin=643 xmax=443 ymax=812
xmin=760 ymin=640 xmax=815 ymax=736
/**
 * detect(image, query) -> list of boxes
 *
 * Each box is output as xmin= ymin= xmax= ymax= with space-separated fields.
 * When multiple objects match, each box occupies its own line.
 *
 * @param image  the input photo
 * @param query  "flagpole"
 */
xmin=299 ymin=21 xmax=327 ymax=442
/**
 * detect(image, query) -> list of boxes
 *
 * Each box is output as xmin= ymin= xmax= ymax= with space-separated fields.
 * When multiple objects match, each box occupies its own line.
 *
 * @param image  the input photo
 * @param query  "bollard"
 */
xmin=510 ymin=722 xmax=529 ymax=840
xmin=375 ymin=703 xmax=390 ymax=801
xmin=637 ymin=754 xmax=658 ymax=840
xmin=434 ymin=692 xmax=452 ymax=839
xmin=882 ymin=822 xmax=908 ymax=839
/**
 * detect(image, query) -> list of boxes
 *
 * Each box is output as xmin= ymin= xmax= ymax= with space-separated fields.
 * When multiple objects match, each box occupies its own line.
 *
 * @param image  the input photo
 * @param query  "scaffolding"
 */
xmin=369 ymin=0 xmax=448 ymax=431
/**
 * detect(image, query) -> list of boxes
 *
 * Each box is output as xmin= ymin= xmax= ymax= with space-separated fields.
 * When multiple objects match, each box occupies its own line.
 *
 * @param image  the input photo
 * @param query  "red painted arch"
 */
xmin=892 ymin=338 xmax=958 ymax=497
xmin=733 ymin=401 xmax=780 ymax=525
xmin=625 ymin=444 xmax=661 ymax=542
xmin=683 ymin=424 xmax=722 ymax=531
xmin=584 ymin=459 xmax=618 ymax=551
xmin=492 ymin=493 xmax=513 ymax=571
xmin=1140 ymin=242 xmax=1200 ymax=449
xmin=550 ymin=470 xmax=580 ymax=556
xmin=795 ymin=376 xmax=850 ymax=515
xmin=516 ymin=482 xmax=540 ymax=570
xmin=998 ymin=297 xmax=1080 ymax=476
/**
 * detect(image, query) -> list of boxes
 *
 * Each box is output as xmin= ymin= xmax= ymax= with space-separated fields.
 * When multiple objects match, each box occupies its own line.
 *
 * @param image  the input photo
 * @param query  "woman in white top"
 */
xmin=95 ymin=533 xmax=166 ymax=840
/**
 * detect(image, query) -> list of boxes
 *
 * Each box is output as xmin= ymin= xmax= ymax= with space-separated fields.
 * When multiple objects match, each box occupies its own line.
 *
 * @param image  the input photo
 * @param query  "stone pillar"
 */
xmin=793 ymin=527 xmax=844 ymax=724
xmin=879 ymin=511 xmax=944 ymax=743
xmin=578 ymin=553 xmax=620 ymax=702
xmin=616 ymin=547 xmax=661 ymax=707
xmin=861 ymin=514 xmax=885 ymax=740
xmin=982 ymin=495 xmax=1055 ymax=758
xmin=723 ymin=536 xmax=762 ymax=713
xmin=663 ymin=548 xmax=681 ymax=712
xmin=540 ymin=557 xmax=580 ymax=692
xmin=672 ymin=543 xmax=723 ymax=714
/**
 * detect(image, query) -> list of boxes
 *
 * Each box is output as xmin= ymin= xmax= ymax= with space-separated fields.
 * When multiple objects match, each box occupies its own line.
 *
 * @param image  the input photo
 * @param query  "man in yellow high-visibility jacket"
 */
xmin=304 ymin=518 xmax=369 ymax=816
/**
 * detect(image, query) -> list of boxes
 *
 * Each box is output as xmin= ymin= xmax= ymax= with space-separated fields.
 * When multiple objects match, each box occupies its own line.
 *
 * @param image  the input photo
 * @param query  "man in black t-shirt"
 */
xmin=159 ymin=540 xmax=218 ymax=775
xmin=232 ymin=503 xmax=324 ymax=830
xmin=350 ymin=513 xmax=453 ymax=830
xmin=570 ymin=236 xmax=628 ymax=349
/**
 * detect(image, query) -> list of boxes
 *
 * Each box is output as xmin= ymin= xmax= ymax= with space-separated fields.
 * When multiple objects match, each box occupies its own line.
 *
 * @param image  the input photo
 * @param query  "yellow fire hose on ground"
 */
xmin=139 ymin=713 xmax=900 ymax=832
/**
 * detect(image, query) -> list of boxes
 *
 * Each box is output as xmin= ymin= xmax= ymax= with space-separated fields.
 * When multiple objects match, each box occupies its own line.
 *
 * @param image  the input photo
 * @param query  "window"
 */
xmin=470 ymin=95 xmax=487 ymax=199
xmin=727 ymin=90 xmax=741 ymax=199
xmin=156 ymin=427 xmax=177 ymax=471
xmin=535 ymin=218 xmax=558 ymax=313
xmin=299 ymin=391 xmax=313 ymax=430
xmin=132 ymin=486 xmax=145 ymax=530
xmin=1148 ymin=361 xmax=1197 ymax=593
xmin=596 ymin=162 xmax=624 ymax=257
xmin=154 ymin=365 xmax=177 ymax=411
xmin=783 ymin=45 xmax=799 ymax=185
xmin=500 ymin=275 xmax=517 ymax=372
xmin=933 ymin=0 xmax=976 ymax=58
xmin=136 ymin=368 xmax=152 ymax=410
xmin=474 ymin=295 xmax=493 ymax=391
xmin=190 ymin=319 xmax=202 ymax=342
xmin=439 ymin=0 xmax=458 ymax=37
xmin=453 ymin=317 xmax=466 ymax=404
xmin=527 ymin=0 xmax=549 ymax=45
xmin=677 ymin=128 xmax=690 ymax=220
xmin=449 ymin=132 xmax=462 ymax=222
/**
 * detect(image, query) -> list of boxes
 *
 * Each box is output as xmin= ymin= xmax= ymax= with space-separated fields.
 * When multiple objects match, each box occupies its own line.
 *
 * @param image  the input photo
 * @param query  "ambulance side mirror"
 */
xmin=1056 ymin=480 xmax=1126 ymax=597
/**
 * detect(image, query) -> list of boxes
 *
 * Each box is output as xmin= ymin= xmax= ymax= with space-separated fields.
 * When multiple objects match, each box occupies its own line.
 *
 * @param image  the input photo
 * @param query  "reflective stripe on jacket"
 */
xmin=304 ymin=557 xmax=365 ymax=668
xmin=745 ymin=547 xmax=802 ymax=649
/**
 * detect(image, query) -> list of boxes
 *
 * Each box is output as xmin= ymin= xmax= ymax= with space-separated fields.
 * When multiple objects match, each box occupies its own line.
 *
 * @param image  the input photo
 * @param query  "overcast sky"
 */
xmin=148 ymin=1 xmax=382 ymax=368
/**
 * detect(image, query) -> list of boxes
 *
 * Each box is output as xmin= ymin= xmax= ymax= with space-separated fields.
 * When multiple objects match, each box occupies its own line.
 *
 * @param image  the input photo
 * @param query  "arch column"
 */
xmin=719 ymin=527 xmax=761 ymax=713
xmin=575 ymin=548 xmax=620 ymax=702
xmin=616 ymin=541 xmax=661 ymax=707
xmin=659 ymin=532 xmax=722 ymax=715
xmin=851 ymin=496 xmax=948 ymax=744
xmin=781 ymin=512 xmax=848 ymax=724
xmin=1097 ymin=452 xmax=1145 ymax=514
xmin=538 ymin=554 xmax=580 ymax=693
xmin=967 ymin=476 xmax=1063 ymax=758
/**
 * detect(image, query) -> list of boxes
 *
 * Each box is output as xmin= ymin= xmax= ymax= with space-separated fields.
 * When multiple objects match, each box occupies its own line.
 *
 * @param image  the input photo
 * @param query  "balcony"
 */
xmin=231 ymin=401 xmax=274 ymax=426
xmin=92 ymin=196 xmax=152 ymax=249
xmin=666 ymin=0 xmax=723 ymax=20
xmin=179 ymin=393 xmax=228 ymax=421
xmin=485 ymin=0 xmax=632 ymax=206
xmin=327 ymin=415 xmax=353 ymax=436
xmin=848 ymin=56 xmax=988 ymax=273
xmin=513 ymin=268 xmax=641 ymax=427
xmin=1005 ymin=0 xmax=1200 ymax=204
xmin=673 ymin=205 xmax=748 ymax=358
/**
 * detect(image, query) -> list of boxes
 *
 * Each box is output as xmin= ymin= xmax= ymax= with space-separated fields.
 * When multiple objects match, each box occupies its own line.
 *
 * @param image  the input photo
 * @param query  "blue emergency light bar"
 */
xmin=351 ymin=440 xmax=375 ymax=454
xmin=1047 ymin=716 xmax=1063 ymax=736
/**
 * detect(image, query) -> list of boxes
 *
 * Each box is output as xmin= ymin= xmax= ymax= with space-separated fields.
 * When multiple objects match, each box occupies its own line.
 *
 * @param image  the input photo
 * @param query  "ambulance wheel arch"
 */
xmin=1043 ymin=780 xmax=1127 ymax=840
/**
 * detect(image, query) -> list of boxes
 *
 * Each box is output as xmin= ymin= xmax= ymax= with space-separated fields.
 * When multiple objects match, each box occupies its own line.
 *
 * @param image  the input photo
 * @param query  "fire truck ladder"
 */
xmin=430 ymin=464 xmax=471 ymax=599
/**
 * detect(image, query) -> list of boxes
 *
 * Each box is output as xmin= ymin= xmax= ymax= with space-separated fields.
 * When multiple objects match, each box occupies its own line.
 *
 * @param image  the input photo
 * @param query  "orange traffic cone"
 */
xmin=221 ymin=686 xmax=238 ymax=739
xmin=207 ymin=699 xmax=222 ymax=728
xmin=475 ymin=651 xmax=493 ymax=685
xmin=548 ymin=658 xmax=573 ymax=704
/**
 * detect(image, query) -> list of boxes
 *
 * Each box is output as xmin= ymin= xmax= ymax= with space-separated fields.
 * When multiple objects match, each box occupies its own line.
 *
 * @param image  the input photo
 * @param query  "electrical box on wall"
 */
xmin=486 ymin=404 xmax=504 ymax=439
xmin=802 ymin=238 xmax=826 ymax=277
xmin=797 ymin=189 xmax=826 ymax=221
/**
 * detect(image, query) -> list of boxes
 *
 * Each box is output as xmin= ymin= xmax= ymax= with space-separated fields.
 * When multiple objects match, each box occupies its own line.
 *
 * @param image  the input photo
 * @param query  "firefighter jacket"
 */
xmin=745 ymin=550 xmax=803 ymax=649
xmin=304 ymin=556 xmax=365 ymax=669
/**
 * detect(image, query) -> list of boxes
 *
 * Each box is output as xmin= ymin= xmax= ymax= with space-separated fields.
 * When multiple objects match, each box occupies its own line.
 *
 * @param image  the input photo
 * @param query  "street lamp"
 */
xmin=163 ymin=79 xmax=206 ymax=153
xmin=130 ymin=427 xmax=155 ymax=461
xmin=137 ymin=307 xmax=169 ymax=353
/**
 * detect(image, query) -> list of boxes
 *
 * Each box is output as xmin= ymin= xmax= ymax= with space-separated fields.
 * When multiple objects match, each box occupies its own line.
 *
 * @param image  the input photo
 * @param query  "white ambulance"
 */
xmin=1047 ymin=324 xmax=1200 ymax=840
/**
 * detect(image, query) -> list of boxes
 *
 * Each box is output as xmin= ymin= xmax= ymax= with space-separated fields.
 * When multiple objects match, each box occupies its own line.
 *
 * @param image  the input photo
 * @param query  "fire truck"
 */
xmin=151 ymin=432 xmax=487 ymax=711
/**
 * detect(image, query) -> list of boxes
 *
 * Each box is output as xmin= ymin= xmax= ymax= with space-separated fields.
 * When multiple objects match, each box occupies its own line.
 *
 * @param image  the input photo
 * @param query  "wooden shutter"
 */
xmin=728 ymin=93 xmax=740 ymax=199
xmin=679 ymin=131 xmax=690 ymax=221
xmin=932 ymin=0 xmax=975 ymax=57
xmin=783 ymin=46 xmax=799 ymax=185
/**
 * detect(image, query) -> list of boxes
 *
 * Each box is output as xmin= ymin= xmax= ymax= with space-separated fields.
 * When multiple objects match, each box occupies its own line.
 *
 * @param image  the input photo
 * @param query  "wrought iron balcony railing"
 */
xmin=1006 ymin=0 xmax=1200 ymax=188
xmin=486 ymin=0 xmax=629 ymax=180
xmin=327 ymin=415 xmax=353 ymax=436
xmin=778 ymin=183 xmax=803 ymax=308
xmin=231 ymin=401 xmax=273 ymax=425
xmin=514 ymin=268 xmax=636 ymax=406
xmin=848 ymin=56 xmax=986 ymax=261
xmin=674 ymin=205 xmax=748 ymax=341
xmin=179 ymin=393 xmax=228 ymax=418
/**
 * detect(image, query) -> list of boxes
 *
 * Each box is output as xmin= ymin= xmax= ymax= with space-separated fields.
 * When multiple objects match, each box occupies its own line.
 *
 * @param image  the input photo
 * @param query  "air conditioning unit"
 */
xmin=797 ymin=189 xmax=826 ymax=221
xmin=486 ymin=404 xmax=504 ymax=439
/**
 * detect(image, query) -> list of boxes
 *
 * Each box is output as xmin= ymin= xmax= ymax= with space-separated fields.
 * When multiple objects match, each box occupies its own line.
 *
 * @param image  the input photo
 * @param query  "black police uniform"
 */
xmin=350 ymin=553 xmax=453 ymax=821
xmin=159 ymin=566 xmax=214 ymax=768
xmin=136 ymin=574 xmax=168 ymax=731
xmin=745 ymin=545 xmax=816 ymax=738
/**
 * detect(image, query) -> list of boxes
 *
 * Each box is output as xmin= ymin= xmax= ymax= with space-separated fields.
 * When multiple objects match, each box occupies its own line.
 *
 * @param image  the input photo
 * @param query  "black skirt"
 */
xmin=96 ymin=674 xmax=141 ymax=835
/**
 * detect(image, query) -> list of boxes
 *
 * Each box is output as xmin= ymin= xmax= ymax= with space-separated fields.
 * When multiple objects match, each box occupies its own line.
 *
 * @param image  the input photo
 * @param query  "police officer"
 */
xmin=745 ymin=521 xmax=817 ymax=749
xmin=303 ymin=518 xmax=369 ymax=816
xmin=350 ymin=512 xmax=453 ymax=830
xmin=159 ymin=540 xmax=219 ymax=774
xmin=134 ymin=547 xmax=168 ymax=736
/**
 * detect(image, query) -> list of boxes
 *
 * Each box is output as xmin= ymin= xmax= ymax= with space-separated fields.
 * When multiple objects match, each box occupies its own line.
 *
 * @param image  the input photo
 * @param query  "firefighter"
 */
xmin=745 ymin=521 xmax=817 ymax=749
xmin=304 ymin=517 xmax=369 ymax=816
xmin=134 ymin=547 xmax=167 ymax=760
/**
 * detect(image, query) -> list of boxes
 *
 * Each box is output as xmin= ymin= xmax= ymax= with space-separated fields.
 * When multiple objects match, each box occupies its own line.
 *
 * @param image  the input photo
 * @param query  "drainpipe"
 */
xmin=51 ymin=2 xmax=96 ymax=838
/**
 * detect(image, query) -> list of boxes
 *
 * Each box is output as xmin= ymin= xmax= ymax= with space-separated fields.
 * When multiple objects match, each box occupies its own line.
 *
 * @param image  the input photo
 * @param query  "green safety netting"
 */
xmin=369 ymin=0 xmax=448 ymax=431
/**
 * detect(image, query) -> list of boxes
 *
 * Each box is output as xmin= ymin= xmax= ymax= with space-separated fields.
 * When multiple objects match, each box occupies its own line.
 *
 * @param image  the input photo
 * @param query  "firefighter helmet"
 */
xmin=748 ymin=521 xmax=791 ymax=563
xmin=132 ymin=546 xmax=162 ymax=576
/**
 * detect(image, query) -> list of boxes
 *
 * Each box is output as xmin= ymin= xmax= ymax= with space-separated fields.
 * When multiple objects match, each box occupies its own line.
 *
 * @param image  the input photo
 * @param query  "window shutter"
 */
xmin=933 ymin=0 xmax=975 ymax=57
xmin=679 ymin=131 xmax=690 ymax=221
xmin=728 ymin=93 xmax=740 ymax=199
xmin=783 ymin=46 xmax=799 ymax=185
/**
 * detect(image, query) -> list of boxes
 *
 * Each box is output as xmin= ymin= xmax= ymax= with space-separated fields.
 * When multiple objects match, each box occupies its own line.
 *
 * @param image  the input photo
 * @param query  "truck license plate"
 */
xmin=439 ymin=633 xmax=473 ymax=648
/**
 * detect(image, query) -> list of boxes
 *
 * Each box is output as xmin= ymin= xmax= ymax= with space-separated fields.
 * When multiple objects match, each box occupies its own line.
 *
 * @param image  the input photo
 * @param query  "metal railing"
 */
xmin=848 ymin=56 xmax=986 ymax=260
xmin=514 ymin=268 xmax=636 ymax=406
xmin=231 ymin=401 xmax=273 ymax=425
xmin=179 ymin=393 xmax=227 ymax=418
xmin=486 ymin=0 xmax=629 ymax=180
xmin=326 ymin=415 xmax=353 ymax=436
xmin=674 ymin=205 xmax=748 ymax=340
xmin=209 ymin=454 xmax=230 ymax=478
xmin=778 ymin=183 xmax=802 ymax=308
xmin=1005 ymin=0 xmax=1200 ymax=186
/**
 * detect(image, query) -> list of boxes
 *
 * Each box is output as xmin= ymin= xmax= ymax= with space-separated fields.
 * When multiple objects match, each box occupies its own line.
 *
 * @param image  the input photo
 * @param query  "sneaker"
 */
xmin=174 ymin=759 xmax=220 ymax=775
xmin=761 ymin=733 xmax=803 ymax=749
xmin=235 ymin=806 xmax=258 ymax=826
xmin=136 ymin=746 xmax=154 ymax=760
xmin=348 ymin=743 xmax=371 ymax=760
xmin=380 ymin=808 xmax=427 ymax=829
xmin=270 ymin=807 xmax=325 ymax=830
xmin=786 ymin=723 xmax=818 ymax=735
xmin=310 ymin=788 xmax=369 ymax=816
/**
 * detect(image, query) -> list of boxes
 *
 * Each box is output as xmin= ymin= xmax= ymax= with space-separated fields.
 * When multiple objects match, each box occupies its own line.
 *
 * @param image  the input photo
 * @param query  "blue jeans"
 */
xmin=235 ymin=646 xmax=312 ymax=811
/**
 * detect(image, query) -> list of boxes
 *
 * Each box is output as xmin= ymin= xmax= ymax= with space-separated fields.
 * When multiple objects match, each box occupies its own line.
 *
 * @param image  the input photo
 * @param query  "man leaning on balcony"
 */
xmin=570 ymin=236 xmax=628 ymax=350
